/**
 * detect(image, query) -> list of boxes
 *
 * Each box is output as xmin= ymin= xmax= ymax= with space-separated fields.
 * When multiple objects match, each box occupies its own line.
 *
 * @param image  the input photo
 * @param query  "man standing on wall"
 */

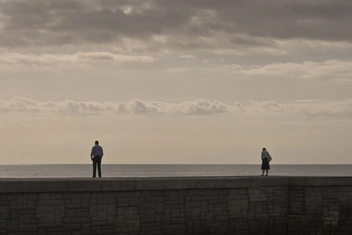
xmin=90 ymin=140 xmax=104 ymax=178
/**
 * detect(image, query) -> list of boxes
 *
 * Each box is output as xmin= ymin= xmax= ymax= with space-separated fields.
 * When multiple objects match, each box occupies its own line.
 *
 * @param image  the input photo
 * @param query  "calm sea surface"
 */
xmin=0 ymin=164 xmax=351 ymax=178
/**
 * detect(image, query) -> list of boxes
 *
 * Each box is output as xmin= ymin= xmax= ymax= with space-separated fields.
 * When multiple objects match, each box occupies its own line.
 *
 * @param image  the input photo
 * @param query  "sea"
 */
xmin=0 ymin=164 xmax=351 ymax=178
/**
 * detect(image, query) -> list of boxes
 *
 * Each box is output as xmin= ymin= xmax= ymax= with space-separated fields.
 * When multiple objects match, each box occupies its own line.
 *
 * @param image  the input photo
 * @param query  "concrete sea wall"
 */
xmin=0 ymin=176 xmax=352 ymax=234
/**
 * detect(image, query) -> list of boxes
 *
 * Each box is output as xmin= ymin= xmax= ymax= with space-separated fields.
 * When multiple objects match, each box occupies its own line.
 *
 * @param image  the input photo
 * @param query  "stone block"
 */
xmin=19 ymin=224 xmax=37 ymax=232
xmin=67 ymin=180 xmax=102 ymax=192
xmin=63 ymin=223 xmax=81 ymax=231
xmin=0 ymin=181 xmax=31 ymax=193
xmin=225 ymin=178 xmax=253 ymax=188
xmin=31 ymin=181 xmax=68 ymax=193
xmin=36 ymin=206 xmax=55 ymax=214
xmin=65 ymin=208 xmax=77 ymax=217
xmin=97 ymin=198 xmax=116 ymax=205
xmin=197 ymin=179 xmax=225 ymax=189
xmin=0 ymin=219 xmax=6 ymax=228
xmin=0 ymin=206 xmax=9 ymax=214
xmin=155 ymin=203 xmax=164 ymax=213
xmin=102 ymin=180 xmax=135 ymax=191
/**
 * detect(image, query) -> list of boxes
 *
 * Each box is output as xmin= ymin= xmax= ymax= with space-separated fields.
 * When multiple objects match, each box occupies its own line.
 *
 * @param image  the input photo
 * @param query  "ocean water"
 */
xmin=0 ymin=164 xmax=351 ymax=178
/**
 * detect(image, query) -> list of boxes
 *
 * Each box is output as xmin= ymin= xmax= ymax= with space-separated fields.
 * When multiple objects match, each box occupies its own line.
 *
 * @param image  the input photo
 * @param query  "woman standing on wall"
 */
xmin=261 ymin=147 xmax=272 ymax=176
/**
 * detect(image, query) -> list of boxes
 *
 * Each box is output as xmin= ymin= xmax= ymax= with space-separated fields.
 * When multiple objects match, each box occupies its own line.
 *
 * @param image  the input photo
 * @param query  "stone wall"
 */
xmin=0 ymin=177 xmax=352 ymax=234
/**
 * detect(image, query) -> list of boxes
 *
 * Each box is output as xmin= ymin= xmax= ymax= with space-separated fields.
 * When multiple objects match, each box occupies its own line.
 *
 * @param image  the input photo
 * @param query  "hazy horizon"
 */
xmin=1 ymin=0 xmax=351 ymax=165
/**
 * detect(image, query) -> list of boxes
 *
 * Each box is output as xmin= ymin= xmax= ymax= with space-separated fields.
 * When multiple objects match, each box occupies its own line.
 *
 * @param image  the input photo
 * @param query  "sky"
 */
xmin=0 ymin=0 xmax=352 ymax=164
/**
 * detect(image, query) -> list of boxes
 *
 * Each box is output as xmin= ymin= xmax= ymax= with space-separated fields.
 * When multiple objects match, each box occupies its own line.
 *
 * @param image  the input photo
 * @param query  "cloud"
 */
xmin=0 ymin=52 xmax=154 ymax=67
xmin=180 ymin=54 xmax=196 ymax=59
xmin=0 ymin=97 xmax=232 ymax=115
xmin=247 ymin=100 xmax=352 ymax=118
xmin=1 ymin=0 xmax=351 ymax=51
xmin=1 ymin=97 xmax=352 ymax=119
xmin=166 ymin=59 xmax=352 ymax=83
xmin=241 ymin=60 xmax=352 ymax=81
xmin=250 ymin=48 xmax=288 ymax=56
xmin=171 ymin=100 xmax=229 ymax=115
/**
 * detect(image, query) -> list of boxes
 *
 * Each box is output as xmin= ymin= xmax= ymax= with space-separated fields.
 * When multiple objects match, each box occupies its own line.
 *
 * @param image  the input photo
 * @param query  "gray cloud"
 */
xmin=0 ymin=97 xmax=232 ymax=115
xmin=241 ymin=60 xmax=352 ymax=81
xmin=0 ymin=0 xmax=351 ymax=50
xmin=2 ymin=97 xmax=352 ymax=118
xmin=1 ymin=52 xmax=350 ymax=83
xmin=0 ymin=52 xmax=154 ymax=67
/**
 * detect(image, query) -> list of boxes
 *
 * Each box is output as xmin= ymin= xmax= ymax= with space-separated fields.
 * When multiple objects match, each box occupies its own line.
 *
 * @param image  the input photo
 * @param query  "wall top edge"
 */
xmin=0 ymin=176 xmax=351 ymax=193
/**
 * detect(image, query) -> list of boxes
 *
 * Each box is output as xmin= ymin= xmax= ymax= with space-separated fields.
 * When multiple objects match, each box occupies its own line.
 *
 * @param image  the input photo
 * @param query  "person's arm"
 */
xmin=101 ymin=147 xmax=104 ymax=158
xmin=91 ymin=147 xmax=94 ymax=158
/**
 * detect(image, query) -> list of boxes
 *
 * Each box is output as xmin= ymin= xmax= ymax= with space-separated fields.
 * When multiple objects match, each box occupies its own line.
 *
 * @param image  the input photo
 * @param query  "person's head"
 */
xmin=262 ymin=147 xmax=266 ymax=151
xmin=95 ymin=140 xmax=99 ymax=145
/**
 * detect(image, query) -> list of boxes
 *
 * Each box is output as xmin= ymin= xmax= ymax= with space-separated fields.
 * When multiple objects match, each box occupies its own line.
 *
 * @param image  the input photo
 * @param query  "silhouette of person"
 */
xmin=91 ymin=140 xmax=104 ymax=178
xmin=261 ymin=147 xmax=272 ymax=176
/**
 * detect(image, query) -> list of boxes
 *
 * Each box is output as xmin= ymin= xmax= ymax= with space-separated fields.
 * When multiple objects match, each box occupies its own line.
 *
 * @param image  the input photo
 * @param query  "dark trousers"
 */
xmin=92 ymin=155 xmax=102 ymax=177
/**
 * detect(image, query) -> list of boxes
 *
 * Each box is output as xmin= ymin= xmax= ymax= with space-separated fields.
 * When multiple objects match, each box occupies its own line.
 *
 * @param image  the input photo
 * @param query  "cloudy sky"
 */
xmin=1 ymin=0 xmax=352 ymax=164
